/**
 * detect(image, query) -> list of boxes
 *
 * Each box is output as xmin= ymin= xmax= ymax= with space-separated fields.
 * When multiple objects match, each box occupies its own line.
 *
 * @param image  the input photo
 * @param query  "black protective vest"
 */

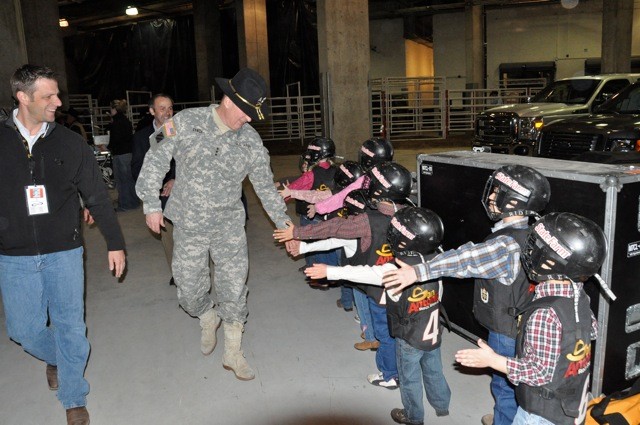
xmin=516 ymin=293 xmax=593 ymax=425
xmin=473 ymin=226 xmax=533 ymax=338
xmin=387 ymin=253 xmax=443 ymax=351
xmin=295 ymin=165 xmax=336 ymax=215
xmin=347 ymin=208 xmax=394 ymax=305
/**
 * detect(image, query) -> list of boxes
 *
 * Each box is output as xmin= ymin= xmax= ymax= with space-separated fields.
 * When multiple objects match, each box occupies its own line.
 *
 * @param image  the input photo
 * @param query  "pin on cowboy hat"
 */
xmin=216 ymin=68 xmax=270 ymax=121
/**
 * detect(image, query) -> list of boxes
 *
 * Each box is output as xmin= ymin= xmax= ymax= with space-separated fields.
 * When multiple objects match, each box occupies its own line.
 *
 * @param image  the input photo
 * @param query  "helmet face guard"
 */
xmin=482 ymin=165 xmax=551 ymax=221
xmin=522 ymin=212 xmax=607 ymax=282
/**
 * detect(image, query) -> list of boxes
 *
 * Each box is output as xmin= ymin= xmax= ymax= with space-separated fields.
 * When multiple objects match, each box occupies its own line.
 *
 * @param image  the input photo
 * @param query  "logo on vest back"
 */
xmin=564 ymin=339 xmax=591 ymax=378
xmin=375 ymin=243 xmax=394 ymax=266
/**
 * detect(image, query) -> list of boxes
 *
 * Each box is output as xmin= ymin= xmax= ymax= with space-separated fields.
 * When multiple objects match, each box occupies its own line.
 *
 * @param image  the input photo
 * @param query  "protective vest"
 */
xmin=295 ymin=165 xmax=335 ymax=215
xmin=473 ymin=226 xmax=533 ymax=338
xmin=516 ymin=293 xmax=593 ymax=425
xmin=386 ymin=253 xmax=443 ymax=351
xmin=347 ymin=208 xmax=394 ymax=305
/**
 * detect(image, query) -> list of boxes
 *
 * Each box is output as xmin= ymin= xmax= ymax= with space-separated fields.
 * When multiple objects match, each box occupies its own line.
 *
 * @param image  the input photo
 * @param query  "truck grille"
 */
xmin=475 ymin=112 xmax=518 ymax=142
xmin=538 ymin=132 xmax=600 ymax=159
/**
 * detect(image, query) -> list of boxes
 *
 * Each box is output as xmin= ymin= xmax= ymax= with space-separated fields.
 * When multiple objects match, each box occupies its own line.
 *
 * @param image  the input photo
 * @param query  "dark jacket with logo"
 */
xmin=473 ymin=226 xmax=533 ymax=338
xmin=387 ymin=253 xmax=443 ymax=351
xmin=516 ymin=293 xmax=593 ymax=425
xmin=346 ymin=208 xmax=394 ymax=304
xmin=0 ymin=115 xmax=125 ymax=256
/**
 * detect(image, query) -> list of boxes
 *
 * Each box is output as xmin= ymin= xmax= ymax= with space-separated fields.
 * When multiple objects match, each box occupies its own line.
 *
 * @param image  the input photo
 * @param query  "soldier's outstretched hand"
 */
xmin=305 ymin=264 xmax=328 ymax=280
xmin=382 ymin=258 xmax=418 ymax=295
xmin=273 ymin=221 xmax=295 ymax=242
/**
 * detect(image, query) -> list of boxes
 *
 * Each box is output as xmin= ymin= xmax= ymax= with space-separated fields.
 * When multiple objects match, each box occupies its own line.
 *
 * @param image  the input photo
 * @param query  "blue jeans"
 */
xmin=0 ymin=247 xmax=90 ymax=409
xmin=368 ymin=297 xmax=397 ymax=381
xmin=488 ymin=331 xmax=518 ymax=425
xmin=112 ymin=153 xmax=140 ymax=210
xmin=512 ymin=407 xmax=555 ymax=425
xmin=340 ymin=285 xmax=354 ymax=310
xmin=397 ymin=338 xmax=451 ymax=422
xmin=354 ymin=289 xmax=375 ymax=341
xmin=300 ymin=215 xmax=339 ymax=268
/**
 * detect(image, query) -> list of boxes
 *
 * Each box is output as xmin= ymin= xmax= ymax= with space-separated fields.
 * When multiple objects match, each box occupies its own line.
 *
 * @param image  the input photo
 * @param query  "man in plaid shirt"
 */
xmin=383 ymin=165 xmax=551 ymax=425
xmin=455 ymin=213 xmax=607 ymax=425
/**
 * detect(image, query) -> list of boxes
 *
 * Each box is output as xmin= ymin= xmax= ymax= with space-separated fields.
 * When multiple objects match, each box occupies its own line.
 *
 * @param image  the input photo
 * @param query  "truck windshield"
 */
xmin=597 ymin=84 xmax=640 ymax=114
xmin=531 ymin=79 xmax=600 ymax=105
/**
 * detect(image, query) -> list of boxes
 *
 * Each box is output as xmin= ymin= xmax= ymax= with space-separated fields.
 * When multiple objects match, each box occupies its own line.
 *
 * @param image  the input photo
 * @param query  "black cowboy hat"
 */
xmin=215 ymin=68 xmax=270 ymax=121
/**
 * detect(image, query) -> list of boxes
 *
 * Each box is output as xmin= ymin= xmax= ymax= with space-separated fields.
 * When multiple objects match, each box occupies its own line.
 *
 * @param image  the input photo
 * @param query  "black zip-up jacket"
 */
xmin=0 ymin=114 xmax=125 ymax=256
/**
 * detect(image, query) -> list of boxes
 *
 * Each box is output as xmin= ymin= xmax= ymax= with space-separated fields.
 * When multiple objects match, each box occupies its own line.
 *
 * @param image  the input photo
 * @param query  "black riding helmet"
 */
xmin=367 ymin=162 xmax=412 ymax=203
xmin=358 ymin=137 xmax=394 ymax=170
xmin=387 ymin=207 xmax=444 ymax=258
xmin=334 ymin=160 xmax=365 ymax=190
xmin=302 ymin=137 xmax=336 ymax=168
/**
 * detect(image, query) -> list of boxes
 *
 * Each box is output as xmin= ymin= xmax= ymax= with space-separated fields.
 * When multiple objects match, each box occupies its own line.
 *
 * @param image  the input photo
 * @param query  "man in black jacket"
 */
xmin=0 ymin=64 xmax=126 ymax=425
xmin=131 ymin=93 xmax=175 ymax=284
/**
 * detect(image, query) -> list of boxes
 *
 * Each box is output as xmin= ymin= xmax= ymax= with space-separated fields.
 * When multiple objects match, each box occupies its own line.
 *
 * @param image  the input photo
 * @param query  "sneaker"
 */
xmin=367 ymin=372 xmax=398 ymax=389
xmin=390 ymin=408 xmax=423 ymax=425
xmin=354 ymin=313 xmax=361 ymax=324
xmin=436 ymin=410 xmax=449 ymax=417
xmin=481 ymin=414 xmax=494 ymax=425
xmin=336 ymin=299 xmax=353 ymax=312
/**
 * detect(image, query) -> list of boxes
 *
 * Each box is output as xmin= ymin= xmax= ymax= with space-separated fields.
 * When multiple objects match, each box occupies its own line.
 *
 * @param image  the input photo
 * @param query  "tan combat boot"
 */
xmin=222 ymin=322 xmax=255 ymax=381
xmin=199 ymin=309 xmax=221 ymax=355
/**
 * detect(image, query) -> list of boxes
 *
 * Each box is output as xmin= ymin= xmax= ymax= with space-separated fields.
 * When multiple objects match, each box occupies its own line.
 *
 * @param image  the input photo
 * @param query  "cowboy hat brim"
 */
xmin=215 ymin=77 xmax=270 ymax=122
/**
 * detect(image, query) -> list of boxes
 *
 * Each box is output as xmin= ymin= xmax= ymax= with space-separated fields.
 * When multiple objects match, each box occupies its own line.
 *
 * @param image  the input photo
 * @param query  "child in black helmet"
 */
xmin=383 ymin=164 xmax=551 ymax=425
xmin=278 ymin=137 xmax=338 ymax=290
xmin=275 ymin=161 xmax=412 ymax=390
xmin=456 ymin=212 xmax=611 ymax=425
xmin=304 ymin=206 xmax=452 ymax=425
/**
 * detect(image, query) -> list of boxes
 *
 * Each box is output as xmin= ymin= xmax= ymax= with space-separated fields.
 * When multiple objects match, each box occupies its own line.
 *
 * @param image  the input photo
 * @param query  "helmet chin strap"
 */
xmin=594 ymin=273 xmax=616 ymax=301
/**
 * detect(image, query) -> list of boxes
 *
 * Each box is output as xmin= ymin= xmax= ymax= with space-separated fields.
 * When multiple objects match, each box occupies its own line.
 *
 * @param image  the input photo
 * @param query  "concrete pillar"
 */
xmin=19 ymin=0 xmax=68 ymax=104
xmin=601 ymin=0 xmax=633 ymax=73
xmin=317 ymin=0 xmax=370 ymax=161
xmin=0 ymin=0 xmax=28 ymax=110
xmin=193 ymin=0 xmax=223 ymax=101
xmin=236 ymin=0 xmax=270 ymax=88
xmin=465 ymin=4 xmax=483 ymax=89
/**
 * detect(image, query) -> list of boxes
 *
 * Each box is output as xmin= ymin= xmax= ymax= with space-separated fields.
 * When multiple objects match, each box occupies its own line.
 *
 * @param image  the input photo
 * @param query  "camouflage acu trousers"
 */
xmin=172 ymin=216 xmax=249 ymax=322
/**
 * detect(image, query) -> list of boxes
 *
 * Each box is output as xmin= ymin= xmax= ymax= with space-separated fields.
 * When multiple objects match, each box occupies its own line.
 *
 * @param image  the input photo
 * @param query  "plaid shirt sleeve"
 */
xmin=293 ymin=214 xmax=372 ymax=251
xmin=506 ymin=307 xmax=561 ymax=386
xmin=413 ymin=235 xmax=521 ymax=285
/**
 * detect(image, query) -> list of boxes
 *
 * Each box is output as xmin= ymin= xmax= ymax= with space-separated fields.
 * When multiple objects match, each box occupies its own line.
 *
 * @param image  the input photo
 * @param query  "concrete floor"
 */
xmin=0 ymin=136 xmax=495 ymax=425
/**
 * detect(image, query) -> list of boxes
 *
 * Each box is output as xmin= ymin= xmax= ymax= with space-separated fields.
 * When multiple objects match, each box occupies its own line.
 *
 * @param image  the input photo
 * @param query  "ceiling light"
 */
xmin=126 ymin=6 xmax=139 ymax=16
xmin=59 ymin=18 xmax=69 ymax=27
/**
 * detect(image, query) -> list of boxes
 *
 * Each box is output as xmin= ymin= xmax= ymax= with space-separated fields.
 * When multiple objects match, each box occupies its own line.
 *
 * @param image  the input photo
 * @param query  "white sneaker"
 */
xmin=367 ymin=372 xmax=398 ymax=389
xmin=354 ymin=313 xmax=361 ymax=324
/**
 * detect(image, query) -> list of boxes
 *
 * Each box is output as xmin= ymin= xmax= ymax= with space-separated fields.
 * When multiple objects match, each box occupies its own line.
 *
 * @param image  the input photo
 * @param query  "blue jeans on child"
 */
xmin=0 ymin=247 xmax=90 ymax=409
xmin=354 ymin=289 xmax=375 ymax=341
xmin=488 ymin=331 xmax=518 ymax=425
xmin=368 ymin=297 xmax=397 ymax=381
xmin=396 ymin=338 xmax=451 ymax=422
xmin=512 ymin=407 xmax=555 ymax=425
xmin=339 ymin=285 xmax=354 ymax=310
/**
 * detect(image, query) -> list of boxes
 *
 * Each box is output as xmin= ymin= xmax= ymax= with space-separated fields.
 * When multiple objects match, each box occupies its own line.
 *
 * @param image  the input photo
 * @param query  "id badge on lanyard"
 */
xmin=25 ymin=185 xmax=49 ymax=215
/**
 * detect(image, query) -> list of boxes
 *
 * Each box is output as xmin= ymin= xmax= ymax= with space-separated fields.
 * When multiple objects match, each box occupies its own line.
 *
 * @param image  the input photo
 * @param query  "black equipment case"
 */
xmin=417 ymin=151 xmax=640 ymax=396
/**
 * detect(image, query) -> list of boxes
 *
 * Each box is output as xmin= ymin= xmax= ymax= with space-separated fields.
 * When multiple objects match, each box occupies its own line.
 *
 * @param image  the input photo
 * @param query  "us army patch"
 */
xmin=162 ymin=119 xmax=177 ymax=138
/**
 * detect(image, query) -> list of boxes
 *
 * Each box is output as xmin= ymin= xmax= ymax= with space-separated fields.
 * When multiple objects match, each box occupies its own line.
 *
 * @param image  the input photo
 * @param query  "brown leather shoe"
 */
xmin=66 ymin=407 xmax=90 ymax=425
xmin=46 ymin=364 xmax=58 ymax=391
xmin=354 ymin=340 xmax=380 ymax=351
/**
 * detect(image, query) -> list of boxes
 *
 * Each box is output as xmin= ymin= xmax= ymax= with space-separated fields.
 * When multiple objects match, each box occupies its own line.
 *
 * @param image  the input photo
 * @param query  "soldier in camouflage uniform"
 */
xmin=136 ymin=68 xmax=290 ymax=380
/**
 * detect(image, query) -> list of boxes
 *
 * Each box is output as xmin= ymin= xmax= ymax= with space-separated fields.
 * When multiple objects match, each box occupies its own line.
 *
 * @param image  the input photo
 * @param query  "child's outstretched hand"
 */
xmin=285 ymin=240 xmax=301 ymax=256
xmin=306 ymin=204 xmax=316 ymax=218
xmin=278 ymin=183 xmax=291 ymax=199
xmin=305 ymin=264 xmax=328 ymax=280
xmin=455 ymin=339 xmax=507 ymax=373
xmin=382 ymin=259 xmax=418 ymax=295
xmin=273 ymin=221 xmax=295 ymax=242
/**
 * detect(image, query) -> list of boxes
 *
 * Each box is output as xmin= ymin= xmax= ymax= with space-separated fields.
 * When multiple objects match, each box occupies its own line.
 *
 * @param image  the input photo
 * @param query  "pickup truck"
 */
xmin=536 ymin=81 xmax=640 ymax=164
xmin=472 ymin=74 xmax=640 ymax=156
